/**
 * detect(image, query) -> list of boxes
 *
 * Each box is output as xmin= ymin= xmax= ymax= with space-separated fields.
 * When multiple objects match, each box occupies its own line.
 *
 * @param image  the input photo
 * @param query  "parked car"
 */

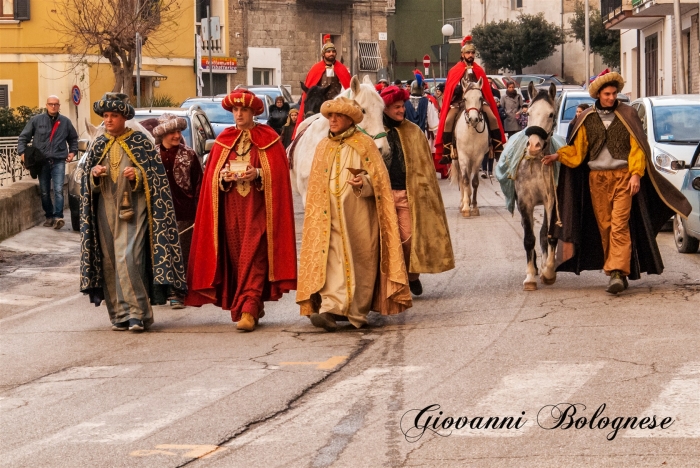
xmin=554 ymin=90 xmax=630 ymax=140
xmin=232 ymin=84 xmax=295 ymax=107
xmin=67 ymin=106 xmax=216 ymax=231
xmin=671 ymin=143 xmax=700 ymax=253
xmin=180 ymin=95 xmax=273 ymax=136
xmin=631 ymin=95 xmax=700 ymax=190
xmin=487 ymin=74 xmax=523 ymax=100
xmin=512 ymin=75 xmax=582 ymax=102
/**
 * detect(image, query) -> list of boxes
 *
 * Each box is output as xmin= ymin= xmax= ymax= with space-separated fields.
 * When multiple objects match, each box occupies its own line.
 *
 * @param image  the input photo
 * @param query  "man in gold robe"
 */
xmin=297 ymin=97 xmax=412 ymax=332
xmin=379 ymin=86 xmax=455 ymax=296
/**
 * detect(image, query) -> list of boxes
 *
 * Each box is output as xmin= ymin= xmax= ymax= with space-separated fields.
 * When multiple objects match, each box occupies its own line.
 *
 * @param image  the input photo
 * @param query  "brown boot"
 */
xmin=237 ymin=313 xmax=256 ymax=332
xmin=439 ymin=135 xmax=454 ymax=165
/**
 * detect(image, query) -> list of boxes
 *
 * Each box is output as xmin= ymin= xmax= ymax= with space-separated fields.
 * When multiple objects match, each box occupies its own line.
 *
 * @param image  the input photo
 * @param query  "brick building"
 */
xmin=227 ymin=1 xmax=392 ymax=96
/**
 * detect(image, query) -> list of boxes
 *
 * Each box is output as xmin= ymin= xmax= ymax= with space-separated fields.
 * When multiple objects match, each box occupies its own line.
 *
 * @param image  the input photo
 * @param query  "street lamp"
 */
xmin=441 ymin=24 xmax=454 ymax=78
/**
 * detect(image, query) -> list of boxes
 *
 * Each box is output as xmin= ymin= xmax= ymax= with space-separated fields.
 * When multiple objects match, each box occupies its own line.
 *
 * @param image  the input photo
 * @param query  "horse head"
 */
xmin=301 ymin=81 xmax=331 ymax=117
xmin=340 ymin=75 xmax=389 ymax=157
xmin=524 ymin=82 xmax=557 ymax=156
xmin=461 ymin=77 xmax=485 ymax=128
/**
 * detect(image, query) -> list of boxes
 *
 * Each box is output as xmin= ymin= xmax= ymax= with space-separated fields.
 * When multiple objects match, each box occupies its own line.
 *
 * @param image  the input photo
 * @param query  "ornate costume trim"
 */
xmin=259 ymin=149 xmax=275 ymax=281
xmin=211 ymin=146 xmax=232 ymax=254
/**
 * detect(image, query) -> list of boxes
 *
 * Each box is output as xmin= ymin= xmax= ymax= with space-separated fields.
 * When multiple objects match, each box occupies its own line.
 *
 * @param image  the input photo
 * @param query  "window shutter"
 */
xmin=14 ymin=0 xmax=30 ymax=21
xmin=0 ymin=85 xmax=8 ymax=108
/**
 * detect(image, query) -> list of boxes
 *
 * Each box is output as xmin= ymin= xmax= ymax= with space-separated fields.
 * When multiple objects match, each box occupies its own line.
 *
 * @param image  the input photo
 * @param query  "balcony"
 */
xmin=604 ymin=0 xmax=698 ymax=30
xmin=444 ymin=17 xmax=463 ymax=43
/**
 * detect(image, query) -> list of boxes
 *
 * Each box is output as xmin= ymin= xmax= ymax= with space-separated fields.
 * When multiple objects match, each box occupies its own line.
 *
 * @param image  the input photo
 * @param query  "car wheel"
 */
xmin=68 ymin=194 xmax=81 ymax=232
xmin=673 ymin=214 xmax=700 ymax=253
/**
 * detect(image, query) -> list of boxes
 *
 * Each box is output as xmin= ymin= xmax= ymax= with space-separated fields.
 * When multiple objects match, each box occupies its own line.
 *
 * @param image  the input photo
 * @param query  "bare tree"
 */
xmin=53 ymin=0 xmax=183 ymax=97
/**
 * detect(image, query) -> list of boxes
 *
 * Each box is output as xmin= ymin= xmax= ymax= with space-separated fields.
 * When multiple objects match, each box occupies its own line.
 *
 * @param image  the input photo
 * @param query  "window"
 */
xmin=357 ymin=41 xmax=382 ymax=72
xmin=1 ymin=0 xmax=13 ymax=18
xmin=511 ymin=0 xmax=523 ymax=9
xmin=253 ymin=68 xmax=273 ymax=86
xmin=0 ymin=85 xmax=8 ymax=108
xmin=6 ymin=0 xmax=31 ymax=20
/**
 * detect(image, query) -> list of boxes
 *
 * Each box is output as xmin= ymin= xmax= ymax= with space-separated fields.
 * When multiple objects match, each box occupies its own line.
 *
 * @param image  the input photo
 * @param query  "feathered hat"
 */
xmin=461 ymin=35 xmax=476 ymax=53
xmin=588 ymin=69 xmax=625 ymax=98
xmin=410 ymin=69 xmax=425 ymax=96
xmin=322 ymin=34 xmax=336 ymax=54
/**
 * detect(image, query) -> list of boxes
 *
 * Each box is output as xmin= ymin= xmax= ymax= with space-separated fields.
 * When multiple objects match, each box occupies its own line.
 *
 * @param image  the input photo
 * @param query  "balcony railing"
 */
xmin=444 ymin=17 xmax=463 ymax=42
xmin=0 ymin=137 xmax=29 ymax=186
xmin=602 ymin=0 xmax=623 ymax=19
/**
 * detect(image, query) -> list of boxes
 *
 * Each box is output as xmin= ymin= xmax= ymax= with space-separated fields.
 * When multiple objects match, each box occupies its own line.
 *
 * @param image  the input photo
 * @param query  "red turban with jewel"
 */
xmin=380 ymin=86 xmax=409 ymax=107
xmin=221 ymin=89 xmax=265 ymax=116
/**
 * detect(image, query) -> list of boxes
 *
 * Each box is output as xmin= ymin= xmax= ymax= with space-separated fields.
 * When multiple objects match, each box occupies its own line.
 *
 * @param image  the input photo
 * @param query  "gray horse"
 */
xmin=515 ymin=82 xmax=559 ymax=290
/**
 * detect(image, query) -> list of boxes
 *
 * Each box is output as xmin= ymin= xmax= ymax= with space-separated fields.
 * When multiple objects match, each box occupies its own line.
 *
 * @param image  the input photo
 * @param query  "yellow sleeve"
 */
xmin=628 ymin=135 xmax=646 ymax=177
xmin=557 ymin=125 xmax=588 ymax=168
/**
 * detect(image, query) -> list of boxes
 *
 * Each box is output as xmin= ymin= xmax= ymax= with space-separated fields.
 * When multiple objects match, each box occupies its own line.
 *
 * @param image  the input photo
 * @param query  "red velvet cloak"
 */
xmin=435 ymin=61 xmax=505 ymax=155
xmin=293 ymin=60 xmax=351 ymax=138
xmin=186 ymin=124 xmax=297 ymax=306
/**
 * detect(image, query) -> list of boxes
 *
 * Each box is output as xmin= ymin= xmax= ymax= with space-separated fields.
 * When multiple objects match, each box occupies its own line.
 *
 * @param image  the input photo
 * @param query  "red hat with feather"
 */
xmin=461 ymin=35 xmax=476 ymax=53
xmin=322 ymin=34 xmax=336 ymax=53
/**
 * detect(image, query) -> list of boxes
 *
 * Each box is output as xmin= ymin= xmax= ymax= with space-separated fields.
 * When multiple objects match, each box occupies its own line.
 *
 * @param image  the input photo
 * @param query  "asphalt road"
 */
xmin=1 ymin=176 xmax=698 ymax=467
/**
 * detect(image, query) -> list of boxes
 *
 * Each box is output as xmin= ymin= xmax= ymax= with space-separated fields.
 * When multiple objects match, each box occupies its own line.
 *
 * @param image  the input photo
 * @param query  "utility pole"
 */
xmin=207 ymin=6 xmax=214 ymax=96
xmin=584 ymin=0 xmax=590 ymax=89
xmin=136 ymin=0 xmax=141 ymax=107
xmin=673 ymin=0 xmax=686 ymax=94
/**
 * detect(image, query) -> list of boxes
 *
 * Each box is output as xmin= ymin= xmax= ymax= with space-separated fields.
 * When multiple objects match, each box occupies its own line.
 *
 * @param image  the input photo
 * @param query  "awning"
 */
xmin=133 ymin=70 xmax=167 ymax=80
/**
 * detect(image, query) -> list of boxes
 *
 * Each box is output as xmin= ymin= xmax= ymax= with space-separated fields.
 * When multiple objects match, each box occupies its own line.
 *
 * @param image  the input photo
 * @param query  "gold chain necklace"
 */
xmin=108 ymin=143 xmax=122 ymax=183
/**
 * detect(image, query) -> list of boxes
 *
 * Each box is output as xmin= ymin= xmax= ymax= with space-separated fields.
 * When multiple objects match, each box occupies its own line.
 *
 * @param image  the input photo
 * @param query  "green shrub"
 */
xmin=147 ymin=94 xmax=177 ymax=107
xmin=0 ymin=106 xmax=43 ymax=137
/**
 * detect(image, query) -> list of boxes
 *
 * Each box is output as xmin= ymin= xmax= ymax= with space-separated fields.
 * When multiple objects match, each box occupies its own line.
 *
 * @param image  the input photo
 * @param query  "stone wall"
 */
xmin=228 ymin=0 xmax=389 ymax=94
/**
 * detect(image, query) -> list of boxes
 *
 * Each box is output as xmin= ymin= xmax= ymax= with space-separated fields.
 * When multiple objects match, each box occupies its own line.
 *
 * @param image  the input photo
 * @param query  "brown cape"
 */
xmin=395 ymin=120 xmax=455 ymax=273
xmin=297 ymin=130 xmax=412 ymax=316
xmin=550 ymin=103 xmax=692 ymax=279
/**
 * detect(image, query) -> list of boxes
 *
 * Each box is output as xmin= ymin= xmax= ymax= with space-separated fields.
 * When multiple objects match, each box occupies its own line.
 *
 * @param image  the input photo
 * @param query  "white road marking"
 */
xmin=453 ymin=361 xmax=606 ymax=437
xmin=625 ymin=362 xmax=700 ymax=438
xmin=0 ymin=293 xmax=82 ymax=325
xmin=0 ymin=293 xmax=52 ymax=306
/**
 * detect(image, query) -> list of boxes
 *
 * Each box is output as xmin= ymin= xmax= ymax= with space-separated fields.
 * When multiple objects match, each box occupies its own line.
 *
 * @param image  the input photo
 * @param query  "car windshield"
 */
xmin=133 ymin=114 xmax=192 ymax=146
xmin=652 ymin=105 xmax=700 ymax=143
xmin=562 ymin=97 xmax=595 ymax=121
xmin=182 ymin=100 xmax=232 ymax=124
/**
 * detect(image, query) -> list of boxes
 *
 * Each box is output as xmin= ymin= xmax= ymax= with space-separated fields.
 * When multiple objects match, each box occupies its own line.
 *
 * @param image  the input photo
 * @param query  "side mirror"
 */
xmin=78 ymin=139 xmax=90 ymax=152
xmin=204 ymin=139 xmax=216 ymax=153
xmin=692 ymin=177 xmax=700 ymax=191
xmin=670 ymin=160 xmax=687 ymax=171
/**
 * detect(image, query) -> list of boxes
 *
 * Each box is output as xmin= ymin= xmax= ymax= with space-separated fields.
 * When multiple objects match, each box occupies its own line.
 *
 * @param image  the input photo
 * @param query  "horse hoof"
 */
xmin=523 ymin=282 xmax=538 ymax=291
xmin=461 ymin=210 xmax=471 ymax=218
xmin=540 ymin=275 xmax=556 ymax=285
xmin=471 ymin=208 xmax=480 ymax=217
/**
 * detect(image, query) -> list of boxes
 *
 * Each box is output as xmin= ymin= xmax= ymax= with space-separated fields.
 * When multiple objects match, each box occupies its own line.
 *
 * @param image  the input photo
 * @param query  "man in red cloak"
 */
xmin=436 ymin=35 xmax=505 ymax=165
xmin=186 ymin=90 xmax=297 ymax=332
xmin=293 ymin=35 xmax=351 ymax=138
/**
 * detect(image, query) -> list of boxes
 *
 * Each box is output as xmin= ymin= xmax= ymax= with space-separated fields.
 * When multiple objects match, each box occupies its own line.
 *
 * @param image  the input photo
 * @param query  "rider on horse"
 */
xmin=436 ymin=35 xmax=505 ymax=165
xmin=294 ymin=35 xmax=351 ymax=138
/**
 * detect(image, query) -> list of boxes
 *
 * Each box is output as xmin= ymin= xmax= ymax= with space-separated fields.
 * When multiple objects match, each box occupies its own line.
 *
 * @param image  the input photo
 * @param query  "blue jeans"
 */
xmin=38 ymin=159 xmax=66 ymax=219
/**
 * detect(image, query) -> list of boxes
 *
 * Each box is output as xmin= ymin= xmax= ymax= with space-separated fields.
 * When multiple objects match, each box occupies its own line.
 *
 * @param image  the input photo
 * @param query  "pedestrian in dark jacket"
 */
xmin=267 ymin=96 xmax=290 ymax=135
xmin=281 ymin=108 xmax=299 ymax=148
xmin=17 ymin=95 xmax=79 ymax=229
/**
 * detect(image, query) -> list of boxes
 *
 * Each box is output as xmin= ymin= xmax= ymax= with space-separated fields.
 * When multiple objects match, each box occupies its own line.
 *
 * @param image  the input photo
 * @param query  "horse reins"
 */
xmin=356 ymin=125 xmax=387 ymax=140
xmin=462 ymin=90 xmax=487 ymax=133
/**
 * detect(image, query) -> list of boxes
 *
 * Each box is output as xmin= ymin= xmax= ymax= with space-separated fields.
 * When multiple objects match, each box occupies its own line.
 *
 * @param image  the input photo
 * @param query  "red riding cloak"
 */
xmin=186 ymin=124 xmax=297 ymax=307
xmin=293 ymin=60 xmax=351 ymax=138
xmin=435 ymin=61 xmax=505 ymax=155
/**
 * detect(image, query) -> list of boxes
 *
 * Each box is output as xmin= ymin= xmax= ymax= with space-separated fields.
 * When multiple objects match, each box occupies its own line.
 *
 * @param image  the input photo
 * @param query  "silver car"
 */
xmin=554 ymin=90 xmax=630 ymax=140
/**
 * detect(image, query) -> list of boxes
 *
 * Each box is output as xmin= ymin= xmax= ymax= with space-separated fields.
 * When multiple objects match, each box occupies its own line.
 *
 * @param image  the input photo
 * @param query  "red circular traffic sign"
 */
xmin=71 ymin=85 xmax=81 ymax=105
xmin=423 ymin=55 xmax=431 ymax=67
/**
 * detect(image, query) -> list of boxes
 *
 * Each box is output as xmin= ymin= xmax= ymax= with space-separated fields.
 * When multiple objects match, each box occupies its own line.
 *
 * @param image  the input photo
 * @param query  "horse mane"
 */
xmin=529 ymin=88 xmax=553 ymax=107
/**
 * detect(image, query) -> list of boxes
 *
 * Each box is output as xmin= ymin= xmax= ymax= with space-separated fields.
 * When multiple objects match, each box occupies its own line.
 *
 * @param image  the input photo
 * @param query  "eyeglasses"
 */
xmin=47 ymin=103 xmax=61 ymax=107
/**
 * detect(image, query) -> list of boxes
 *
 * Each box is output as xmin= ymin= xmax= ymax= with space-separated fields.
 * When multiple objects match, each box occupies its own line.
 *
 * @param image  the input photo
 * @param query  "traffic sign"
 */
xmin=71 ymin=85 xmax=81 ymax=106
xmin=423 ymin=55 xmax=431 ymax=68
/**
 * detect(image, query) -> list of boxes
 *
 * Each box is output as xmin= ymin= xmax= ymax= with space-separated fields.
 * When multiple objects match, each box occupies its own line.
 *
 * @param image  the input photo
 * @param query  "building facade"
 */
xmin=461 ymin=0 xmax=605 ymax=84
xmin=604 ymin=0 xmax=699 ymax=98
xmin=227 ymin=1 xmax=391 ymax=95
xmin=0 ymin=1 xmax=201 ymax=130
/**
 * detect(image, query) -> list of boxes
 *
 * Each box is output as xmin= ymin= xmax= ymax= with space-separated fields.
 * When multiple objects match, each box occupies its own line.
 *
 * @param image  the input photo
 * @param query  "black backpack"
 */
xmin=23 ymin=144 xmax=46 ymax=179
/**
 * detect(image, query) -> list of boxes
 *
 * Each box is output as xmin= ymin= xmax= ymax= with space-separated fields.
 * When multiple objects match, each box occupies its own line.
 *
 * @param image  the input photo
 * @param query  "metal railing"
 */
xmin=601 ymin=0 xmax=623 ymax=19
xmin=0 ymin=137 xmax=29 ymax=186
xmin=444 ymin=17 xmax=463 ymax=41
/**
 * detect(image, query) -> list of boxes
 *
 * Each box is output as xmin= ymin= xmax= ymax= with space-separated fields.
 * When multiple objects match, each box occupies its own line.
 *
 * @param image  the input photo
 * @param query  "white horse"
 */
xmin=515 ymin=82 xmax=559 ymax=290
xmin=450 ymin=77 xmax=490 ymax=217
xmin=288 ymin=75 xmax=389 ymax=206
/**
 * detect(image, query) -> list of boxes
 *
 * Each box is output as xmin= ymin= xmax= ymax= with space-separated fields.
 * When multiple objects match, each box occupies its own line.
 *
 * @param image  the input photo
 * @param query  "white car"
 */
xmin=631 ymin=95 xmax=700 ymax=190
xmin=554 ymin=90 xmax=630 ymax=140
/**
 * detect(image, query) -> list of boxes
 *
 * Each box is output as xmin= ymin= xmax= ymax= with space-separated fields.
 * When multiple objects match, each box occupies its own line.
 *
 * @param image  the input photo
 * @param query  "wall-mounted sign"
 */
xmin=378 ymin=32 xmax=387 ymax=41
xmin=201 ymin=57 xmax=238 ymax=73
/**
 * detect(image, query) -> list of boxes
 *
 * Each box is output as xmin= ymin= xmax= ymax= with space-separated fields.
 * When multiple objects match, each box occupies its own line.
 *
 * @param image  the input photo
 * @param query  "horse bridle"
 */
xmin=356 ymin=125 xmax=387 ymax=140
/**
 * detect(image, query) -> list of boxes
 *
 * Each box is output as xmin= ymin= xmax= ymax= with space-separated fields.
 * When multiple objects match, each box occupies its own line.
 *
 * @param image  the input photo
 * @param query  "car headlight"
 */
xmin=653 ymin=148 xmax=678 ymax=174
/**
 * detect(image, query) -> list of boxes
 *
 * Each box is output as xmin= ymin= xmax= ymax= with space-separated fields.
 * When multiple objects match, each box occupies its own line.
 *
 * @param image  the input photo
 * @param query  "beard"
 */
xmin=464 ymin=57 xmax=474 ymax=65
xmin=324 ymin=56 xmax=336 ymax=65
